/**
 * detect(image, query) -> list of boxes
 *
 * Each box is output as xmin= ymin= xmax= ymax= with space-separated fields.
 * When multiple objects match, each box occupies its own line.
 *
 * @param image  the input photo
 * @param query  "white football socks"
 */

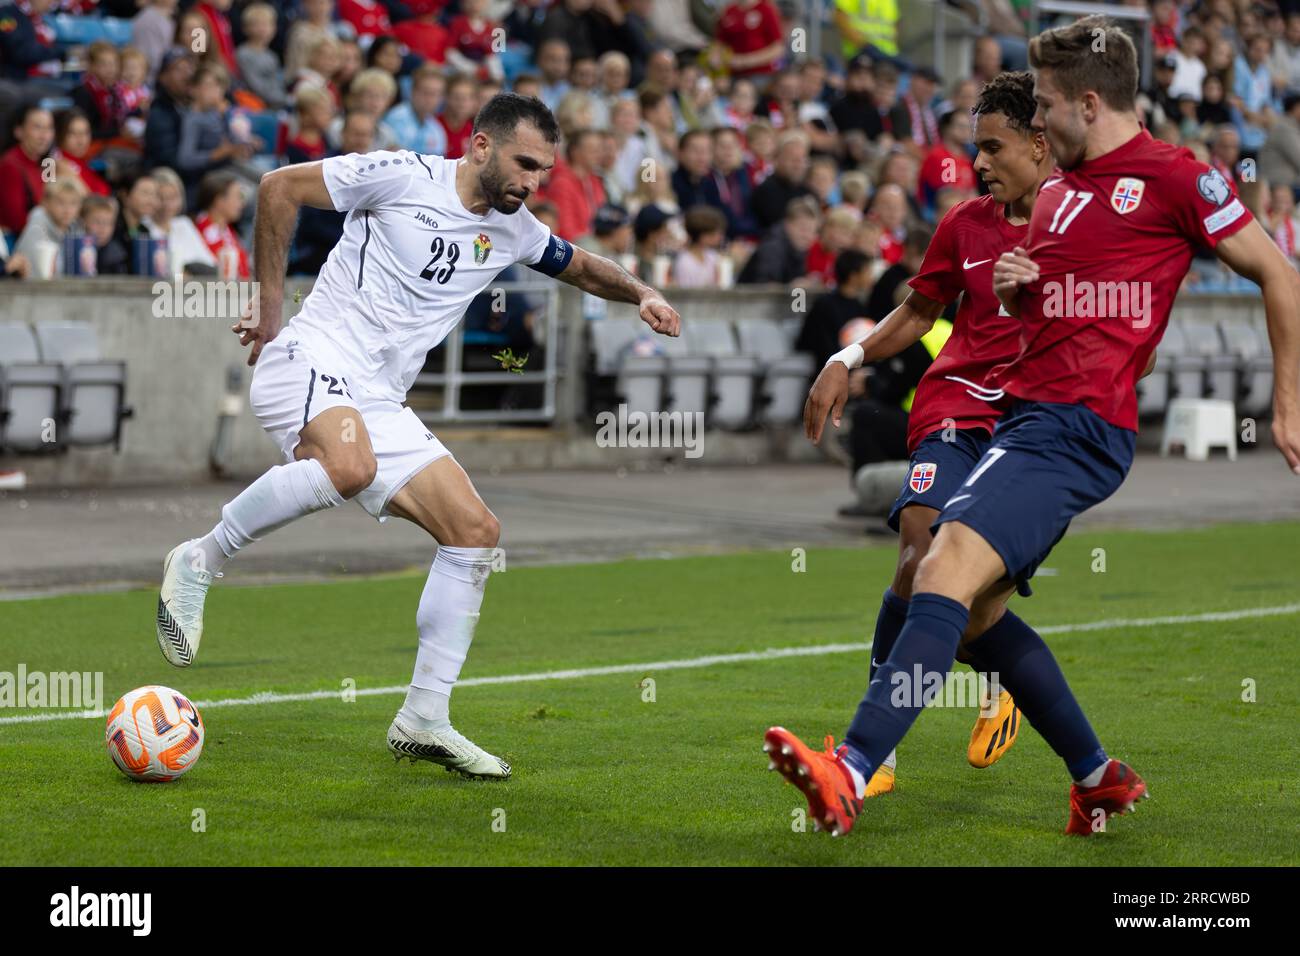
xmin=193 ymin=458 xmax=346 ymax=573
xmin=1076 ymin=762 xmax=1108 ymax=788
xmin=398 ymin=546 xmax=497 ymax=732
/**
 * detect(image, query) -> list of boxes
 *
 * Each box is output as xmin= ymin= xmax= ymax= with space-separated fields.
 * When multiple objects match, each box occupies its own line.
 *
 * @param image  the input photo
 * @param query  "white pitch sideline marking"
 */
xmin=3 ymin=602 xmax=1299 ymax=726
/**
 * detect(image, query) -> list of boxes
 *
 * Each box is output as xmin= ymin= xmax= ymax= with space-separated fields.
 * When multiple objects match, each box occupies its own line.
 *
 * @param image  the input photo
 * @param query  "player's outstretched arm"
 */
xmin=803 ymin=289 xmax=944 ymax=445
xmin=234 ymin=162 xmax=336 ymax=366
xmin=1213 ymin=220 xmax=1300 ymax=474
xmin=556 ymin=245 xmax=681 ymax=336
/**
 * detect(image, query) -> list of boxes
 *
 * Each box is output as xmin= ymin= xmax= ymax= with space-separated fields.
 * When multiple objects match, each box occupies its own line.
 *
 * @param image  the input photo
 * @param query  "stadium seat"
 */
xmin=50 ymin=14 xmax=135 ymax=46
xmin=32 ymin=321 xmax=132 ymax=450
xmin=1136 ymin=349 xmax=1172 ymax=420
xmin=0 ymin=321 xmax=63 ymax=454
xmin=735 ymin=318 xmax=815 ymax=425
xmin=615 ymin=355 xmax=667 ymax=419
xmin=1218 ymin=315 xmax=1274 ymax=420
xmin=1161 ymin=321 xmax=1209 ymax=401
xmin=1179 ymin=317 xmax=1239 ymax=402
xmin=687 ymin=318 xmax=759 ymax=429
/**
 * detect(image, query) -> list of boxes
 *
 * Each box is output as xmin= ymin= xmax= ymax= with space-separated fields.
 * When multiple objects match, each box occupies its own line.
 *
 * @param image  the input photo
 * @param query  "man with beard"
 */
xmin=153 ymin=93 xmax=681 ymax=779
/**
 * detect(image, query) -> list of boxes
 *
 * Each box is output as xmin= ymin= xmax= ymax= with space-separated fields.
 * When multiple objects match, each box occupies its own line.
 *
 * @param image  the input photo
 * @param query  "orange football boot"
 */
xmin=968 ymin=687 xmax=1020 ymax=768
xmin=764 ymin=727 xmax=863 ymax=836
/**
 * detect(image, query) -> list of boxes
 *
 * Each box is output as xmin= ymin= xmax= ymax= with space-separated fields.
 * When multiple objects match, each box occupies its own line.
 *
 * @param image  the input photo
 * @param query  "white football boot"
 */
xmin=155 ymin=539 xmax=219 ymax=667
xmin=387 ymin=716 xmax=511 ymax=780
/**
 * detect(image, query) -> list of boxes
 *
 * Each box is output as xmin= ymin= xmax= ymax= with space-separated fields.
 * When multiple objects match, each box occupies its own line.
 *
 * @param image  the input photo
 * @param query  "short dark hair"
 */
xmin=54 ymin=107 xmax=90 ymax=146
xmin=905 ymin=225 xmax=933 ymax=255
xmin=683 ymin=204 xmax=727 ymax=241
xmin=973 ymin=70 xmax=1038 ymax=134
xmin=196 ymin=170 xmax=240 ymax=212
xmin=678 ymin=128 xmax=711 ymax=152
xmin=833 ymin=249 xmax=871 ymax=285
xmin=1028 ymin=15 xmax=1138 ymax=112
xmin=473 ymin=92 xmax=560 ymax=146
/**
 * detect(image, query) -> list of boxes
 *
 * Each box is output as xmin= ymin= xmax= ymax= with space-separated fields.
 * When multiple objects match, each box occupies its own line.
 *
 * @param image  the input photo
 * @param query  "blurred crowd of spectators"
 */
xmin=0 ymin=0 xmax=1296 ymax=293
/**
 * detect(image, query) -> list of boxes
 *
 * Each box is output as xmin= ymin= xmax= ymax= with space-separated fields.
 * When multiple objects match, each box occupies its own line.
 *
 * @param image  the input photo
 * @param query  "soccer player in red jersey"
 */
xmin=767 ymin=17 xmax=1300 ymax=837
xmin=787 ymin=72 xmax=1053 ymax=804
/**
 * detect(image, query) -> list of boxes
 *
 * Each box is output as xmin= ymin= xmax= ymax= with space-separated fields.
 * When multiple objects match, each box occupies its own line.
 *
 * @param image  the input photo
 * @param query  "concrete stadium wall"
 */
xmin=0 ymin=277 xmax=1265 ymax=486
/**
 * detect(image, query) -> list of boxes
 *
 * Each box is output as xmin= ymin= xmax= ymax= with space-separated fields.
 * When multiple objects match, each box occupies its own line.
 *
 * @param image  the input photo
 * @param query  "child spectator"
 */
xmin=118 ymin=49 xmax=153 ymax=131
xmin=385 ymin=65 xmax=448 ymax=156
xmin=54 ymin=109 xmax=111 ymax=197
xmin=439 ymin=74 xmax=479 ymax=159
xmin=178 ymin=64 xmax=260 ymax=207
xmin=673 ymin=205 xmax=729 ymax=288
xmin=72 ymin=41 xmax=125 ymax=141
xmin=14 ymin=179 xmax=85 ymax=277
xmin=81 ymin=194 xmax=128 ymax=275
xmin=743 ymin=118 xmax=775 ymax=185
xmin=293 ymin=36 xmax=343 ymax=107
xmin=805 ymin=206 xmax=860 ymax=286
xmin=286 ymin=0 xmax=340 ymax=78
xmin=150 ymin=166 xmax=218 ymax=273
xmin=286 ymin=87 xmax=335 ymax=164
xmin=237 ymin=3 xmax=288 ymax=111
xmin=327 ymin=69 xmax=400 ymax=151
xmin=194 ymin=171 xmax=249 ymax=279
xmin=724 ymin=78 xmax=758 ymax=130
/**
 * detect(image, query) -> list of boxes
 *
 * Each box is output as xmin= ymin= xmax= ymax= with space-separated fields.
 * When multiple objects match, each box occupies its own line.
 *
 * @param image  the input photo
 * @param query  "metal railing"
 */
xmin=410 ymin=279 xmax=562 ymax=423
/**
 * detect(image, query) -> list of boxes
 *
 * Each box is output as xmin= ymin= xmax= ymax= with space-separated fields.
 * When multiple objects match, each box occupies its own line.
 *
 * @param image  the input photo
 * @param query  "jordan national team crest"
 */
xmin=1110 ymin=177 xmax=1144 ymax=215
xmin=474 ymin=233 xmax=492 ymax=265
xmin=909 ymin=462 xmax=937 ymax=494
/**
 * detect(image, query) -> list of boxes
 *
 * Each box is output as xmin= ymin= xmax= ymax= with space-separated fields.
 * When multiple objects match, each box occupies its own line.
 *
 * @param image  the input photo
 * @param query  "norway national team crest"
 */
xmin=909 ymin=462 xmax=937 ymax=494
xmin=474 ymin=232 xmax=492 ymax=265
xmin=1110 ymin=177 xmax=1144 ymax=215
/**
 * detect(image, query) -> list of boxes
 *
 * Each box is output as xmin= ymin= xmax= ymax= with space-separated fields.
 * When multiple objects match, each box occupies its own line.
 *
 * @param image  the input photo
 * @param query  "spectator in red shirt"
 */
xmin=804 ymin=206 xmax=860 ymax=286
xmin=439 ymin=74 xmax=479 ymax=159
xmin=285 ymin=87 xmax=334 ymax=164
xmin=194 ymin=170 xmax=249 ymax=278
xmin=338 ymin=0 xmax=392 ymax=38
xmin=394 ymin=0 xmax=451 ymax=64
xmin=448 ymin=0 xmax=503 ymax=82
xmin=712 ymin=0 xmax=784 ymax=78
xmin=545 ymin=129 xmax=607 ymax=241
xmin=53 ymin=109 xmax=112 ymax=197
xmin=196 ymin=0 xmax=241 ymax=79
xmin=867 ymin=183 xmax=909 ymax=265
xmin=916 ymin=109 xmax=976 ymax=216
xmin=0 ymin=105 xmax=54 ymax=234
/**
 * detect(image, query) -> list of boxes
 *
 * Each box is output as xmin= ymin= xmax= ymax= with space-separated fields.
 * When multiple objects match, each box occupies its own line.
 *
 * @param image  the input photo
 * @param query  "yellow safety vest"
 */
xmin=901 ymin=318 xmax=952 ymax=413
xmin=836 ymin=0 xmax=899 ymax=58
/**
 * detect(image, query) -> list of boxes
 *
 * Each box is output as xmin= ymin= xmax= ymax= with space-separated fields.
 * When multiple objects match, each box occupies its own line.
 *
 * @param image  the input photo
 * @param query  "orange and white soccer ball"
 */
xmin=105 ymin=685 xmax=205 ymax=782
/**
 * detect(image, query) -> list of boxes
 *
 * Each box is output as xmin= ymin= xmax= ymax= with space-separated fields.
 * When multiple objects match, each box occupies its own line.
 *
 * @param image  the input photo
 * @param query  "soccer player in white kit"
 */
xmin=155 ymin=94 xmax=681 ymax=778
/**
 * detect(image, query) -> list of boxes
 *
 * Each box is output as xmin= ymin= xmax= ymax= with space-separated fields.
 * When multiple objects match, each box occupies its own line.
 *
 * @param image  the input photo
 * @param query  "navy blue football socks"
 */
xmin=868 ymin=588 xmax=910 ymax=682
xmin=966 ymin=609 xmax=1108 ymax=781
xmin=842 ymin=592 xmax=969 ymax=780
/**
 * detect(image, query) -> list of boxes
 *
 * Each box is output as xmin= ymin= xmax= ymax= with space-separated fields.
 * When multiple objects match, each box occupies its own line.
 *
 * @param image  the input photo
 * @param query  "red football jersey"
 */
xmin=904 ymin=193 xmax=1028 ymax=452
xmin=984 ymin=129 xmax=1253 ymax=430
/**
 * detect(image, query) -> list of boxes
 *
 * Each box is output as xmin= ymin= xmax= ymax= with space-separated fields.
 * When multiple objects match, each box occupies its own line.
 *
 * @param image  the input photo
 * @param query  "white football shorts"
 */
xmin=249 ymin=333 xmax=451 ymax=521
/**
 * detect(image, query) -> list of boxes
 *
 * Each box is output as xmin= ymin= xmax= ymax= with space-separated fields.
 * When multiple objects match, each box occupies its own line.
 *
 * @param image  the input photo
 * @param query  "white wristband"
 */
xmin=827 ymin=343 xmax=864 ymax=370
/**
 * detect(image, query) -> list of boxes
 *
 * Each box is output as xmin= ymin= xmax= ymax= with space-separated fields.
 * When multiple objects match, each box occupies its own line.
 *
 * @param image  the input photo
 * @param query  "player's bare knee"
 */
xmin=448 ymin=509 xmax=500 ymax=548
xmin=322 ymin=454 xmax=377 ymax=499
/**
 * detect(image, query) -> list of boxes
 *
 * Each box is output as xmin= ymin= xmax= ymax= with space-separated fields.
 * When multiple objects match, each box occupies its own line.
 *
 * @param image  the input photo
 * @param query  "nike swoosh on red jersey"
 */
xmin=963 ymin=257 xmax=992 ymax=269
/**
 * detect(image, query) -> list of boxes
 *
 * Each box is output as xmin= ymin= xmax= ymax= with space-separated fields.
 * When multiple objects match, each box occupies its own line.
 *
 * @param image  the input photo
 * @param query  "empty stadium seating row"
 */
xmin=589 ymin=312 xmax=1277 ymax=429
xmin=0 ymin=321 xmax=132 ymax=453
xmin=589 ymin=316 xmax=814 ymax=428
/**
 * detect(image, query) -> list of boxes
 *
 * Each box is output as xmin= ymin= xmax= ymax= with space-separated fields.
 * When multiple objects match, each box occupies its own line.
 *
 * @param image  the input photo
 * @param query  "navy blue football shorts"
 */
xmin=932 ymin=400 xmax=1136 ymax=597
xmin=887 ymin=427 xmax=992 ymax=533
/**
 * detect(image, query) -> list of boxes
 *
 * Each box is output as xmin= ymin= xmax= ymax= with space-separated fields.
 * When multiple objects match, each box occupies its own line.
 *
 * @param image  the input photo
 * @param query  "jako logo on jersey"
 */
xmin=1110 ymin=178 xmax=1144 ymax=215
xmin=414 ymin=211 xmax=439 ymax=228
xmin=474 ymin=233 xmax=492 ymax=265
xmin=909 ymin=462 xmax=937 ymax=493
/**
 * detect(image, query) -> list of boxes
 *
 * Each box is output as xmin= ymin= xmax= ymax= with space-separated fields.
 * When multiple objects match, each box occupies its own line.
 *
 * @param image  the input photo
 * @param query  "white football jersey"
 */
xmin=288 ymin=150 xmax=572 ymax=402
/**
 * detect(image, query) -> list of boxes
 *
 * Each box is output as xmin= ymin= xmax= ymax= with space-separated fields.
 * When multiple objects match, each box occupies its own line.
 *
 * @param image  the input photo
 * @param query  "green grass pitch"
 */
xmin=1 ymin=522 xmax=1297 ymax=866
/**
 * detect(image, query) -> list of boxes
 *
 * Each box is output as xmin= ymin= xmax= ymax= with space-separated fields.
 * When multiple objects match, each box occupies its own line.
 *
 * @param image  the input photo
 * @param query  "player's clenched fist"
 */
xmin=993 ymin=246 xmax=1039 ymax=318
xmin=639 ymin=294 xmax=681 ymax=337
xmin=803 ymin=361 xmax=849 ymax=444
xmin=231 ymin=292 xmax=283 ymax=367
